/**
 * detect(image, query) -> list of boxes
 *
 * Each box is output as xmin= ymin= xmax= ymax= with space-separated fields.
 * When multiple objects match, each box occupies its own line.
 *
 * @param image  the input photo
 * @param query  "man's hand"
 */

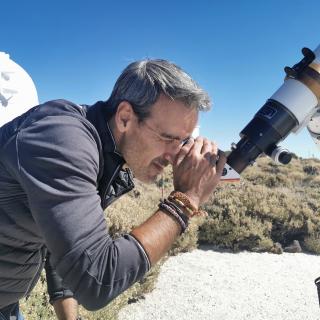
xmin=172 ymin=136 xmax=226 ymax=208
xmin=131 ymin=136 xmax=226 ymax=266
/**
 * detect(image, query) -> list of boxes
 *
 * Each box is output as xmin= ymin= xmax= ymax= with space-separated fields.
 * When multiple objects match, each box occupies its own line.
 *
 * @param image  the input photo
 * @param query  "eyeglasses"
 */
xmin=142 ymin=121 xmax=191 ymax=147
xmin=127 ymin=100 xmax=191 ymax=147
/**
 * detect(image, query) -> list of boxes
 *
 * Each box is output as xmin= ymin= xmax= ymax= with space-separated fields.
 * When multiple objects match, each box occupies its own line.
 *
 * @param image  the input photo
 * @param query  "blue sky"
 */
xmin=1 ymin=0 xmax=320 ymax=158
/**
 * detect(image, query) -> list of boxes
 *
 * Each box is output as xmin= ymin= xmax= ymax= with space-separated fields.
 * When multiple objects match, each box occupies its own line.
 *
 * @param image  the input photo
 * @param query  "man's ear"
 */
xmin=115 ymin=101 xmax=135 ymax=133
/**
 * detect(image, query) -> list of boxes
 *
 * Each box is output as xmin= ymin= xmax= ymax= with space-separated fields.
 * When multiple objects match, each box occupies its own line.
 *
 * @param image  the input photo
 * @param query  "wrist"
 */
xmin=52 ymin=297 xmax=79 ymax=320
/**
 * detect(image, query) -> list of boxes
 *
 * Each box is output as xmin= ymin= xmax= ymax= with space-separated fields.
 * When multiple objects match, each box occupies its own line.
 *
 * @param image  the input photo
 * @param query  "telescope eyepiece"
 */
xmin=278 ymin=151 xmax=292 ymax=165
xmin=268 ymin=145 xmax=292 ymax=165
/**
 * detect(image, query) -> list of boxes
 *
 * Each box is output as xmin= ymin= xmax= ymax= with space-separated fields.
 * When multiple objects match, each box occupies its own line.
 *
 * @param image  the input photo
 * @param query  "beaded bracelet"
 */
xmin=169 ymin=191 xmax=196 ymax=211
xmin=168 ymin=197 xmax=194 ymax=217
xmin=163 ymin=199 xmax=189 ymax=225
xmin=158 ymin=202 xmax=187 ymax=233
xmin=168 ymin=191 xmax=207 ymax=217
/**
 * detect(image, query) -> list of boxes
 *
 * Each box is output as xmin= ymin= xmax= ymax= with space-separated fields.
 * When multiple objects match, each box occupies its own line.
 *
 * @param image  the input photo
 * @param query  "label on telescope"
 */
xmin=258 ymin=105 xmax=277 ymax=119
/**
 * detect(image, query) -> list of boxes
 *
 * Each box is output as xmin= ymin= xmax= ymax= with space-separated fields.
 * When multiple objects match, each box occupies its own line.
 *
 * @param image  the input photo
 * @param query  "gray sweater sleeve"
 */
xmin=15 ymin=115 xmax=150 ymax=310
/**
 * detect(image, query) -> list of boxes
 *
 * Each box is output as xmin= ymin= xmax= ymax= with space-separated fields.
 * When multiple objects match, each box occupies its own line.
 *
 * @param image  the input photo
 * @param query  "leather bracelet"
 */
xmin=163 ymin=199 xmax=189 ymax=225
xmin=158 ymin=202 xmax=187 ymax=233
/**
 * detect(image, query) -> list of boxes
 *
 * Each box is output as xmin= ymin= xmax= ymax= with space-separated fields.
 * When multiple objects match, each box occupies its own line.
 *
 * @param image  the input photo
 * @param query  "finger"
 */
xmin=188 ymin=136 xmax=204 ymax=157
xmin=174 ymin=138 xmax=194 ymax=166
xmin=203 ymin=141 xmax=218 ymax=167
xmin=204 ymin=152 xmax=217 ymax=166
xmin=186 ymin=136 xmax=203 ymax=161
xmin=200 ymin=138 xmax=212 ymax=155
xmin=210 ymin=141 xmax=218 ymax=157
xmin=215 ymin=149 xmax=227 ymax=175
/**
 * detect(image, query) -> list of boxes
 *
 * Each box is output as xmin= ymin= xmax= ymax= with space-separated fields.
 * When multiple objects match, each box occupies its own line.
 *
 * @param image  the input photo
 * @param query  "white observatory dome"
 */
xmin=0 ymin=52 xmax=38 ymax=127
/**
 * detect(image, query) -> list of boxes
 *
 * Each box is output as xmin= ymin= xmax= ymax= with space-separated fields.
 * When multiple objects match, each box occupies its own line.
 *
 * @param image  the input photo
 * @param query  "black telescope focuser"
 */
xmin=227 ymin=46 xmax=320 ymax=174
xmin=227 ymin=100 xmax=297 ymax=174
xmin=228 ymin=99 xmax=298 ymax=173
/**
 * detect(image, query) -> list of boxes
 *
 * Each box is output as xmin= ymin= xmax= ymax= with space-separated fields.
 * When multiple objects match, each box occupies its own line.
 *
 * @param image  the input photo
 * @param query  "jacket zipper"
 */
xmin=101 ymin=164 xmax=122 ymax=209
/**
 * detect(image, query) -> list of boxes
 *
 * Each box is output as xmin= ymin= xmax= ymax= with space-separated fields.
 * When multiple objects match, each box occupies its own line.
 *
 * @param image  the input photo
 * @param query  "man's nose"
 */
xmin=163 ymin=143 xmax=182 ymax=164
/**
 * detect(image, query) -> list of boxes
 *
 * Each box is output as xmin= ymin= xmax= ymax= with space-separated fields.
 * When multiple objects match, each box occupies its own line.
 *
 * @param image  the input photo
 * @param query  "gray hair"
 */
xmin=106 ymin=59 xmax=211 ymax=121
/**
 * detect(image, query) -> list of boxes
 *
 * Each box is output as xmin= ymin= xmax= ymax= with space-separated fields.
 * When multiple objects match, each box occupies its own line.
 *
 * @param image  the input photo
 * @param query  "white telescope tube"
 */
xmin=270 ymin=44 xmax=320 ymax=131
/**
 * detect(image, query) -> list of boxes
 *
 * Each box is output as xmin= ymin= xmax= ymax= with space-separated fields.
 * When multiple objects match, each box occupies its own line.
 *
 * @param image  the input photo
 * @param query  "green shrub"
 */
xmin=199 ymin=157 xmax=320 ymax=253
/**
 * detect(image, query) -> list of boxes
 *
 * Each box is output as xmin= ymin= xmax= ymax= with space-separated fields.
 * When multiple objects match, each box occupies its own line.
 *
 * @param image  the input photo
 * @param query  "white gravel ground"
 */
xmin=119 ymin=246 xmax=320 ymax=320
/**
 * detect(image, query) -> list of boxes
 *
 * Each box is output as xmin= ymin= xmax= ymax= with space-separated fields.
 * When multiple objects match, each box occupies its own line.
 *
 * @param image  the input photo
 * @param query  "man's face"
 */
xmin=120 ymin=95 xmax=198 ymax=183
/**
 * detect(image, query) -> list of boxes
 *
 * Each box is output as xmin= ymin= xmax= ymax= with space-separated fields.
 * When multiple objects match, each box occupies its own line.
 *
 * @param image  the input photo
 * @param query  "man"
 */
xmin=0 ymin=59 xmax=226 ymax=319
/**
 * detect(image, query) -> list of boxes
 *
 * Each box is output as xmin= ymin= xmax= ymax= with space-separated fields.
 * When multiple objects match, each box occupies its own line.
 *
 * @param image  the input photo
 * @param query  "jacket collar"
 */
xmin=84 ymin=101 xmax=125 ymax=183
xmin=85 ymin=101 xmax=122 ymax=156
xmin=84 ymin=101 xmax=134 ymax=208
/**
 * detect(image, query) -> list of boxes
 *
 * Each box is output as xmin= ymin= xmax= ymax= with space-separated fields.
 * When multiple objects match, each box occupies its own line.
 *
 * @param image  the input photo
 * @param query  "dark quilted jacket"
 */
xmin=0 ymin=100 xmax=150 ymax=310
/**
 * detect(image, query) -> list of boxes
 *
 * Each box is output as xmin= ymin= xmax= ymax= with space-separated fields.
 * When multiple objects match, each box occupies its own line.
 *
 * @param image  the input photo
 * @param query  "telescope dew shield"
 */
xmin=227 ymin=45 xmax=320 ymax=174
